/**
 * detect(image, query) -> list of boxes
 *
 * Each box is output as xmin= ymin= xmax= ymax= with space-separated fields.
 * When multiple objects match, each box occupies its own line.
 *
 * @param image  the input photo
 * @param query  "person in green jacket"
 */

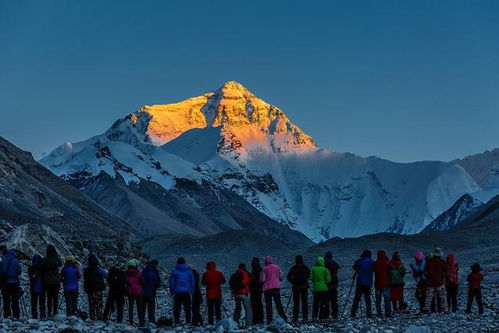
xmin=389 ymin=252 xmax=406 ymax=313
xmin=309 ymin=257 xmax=331 ymax=320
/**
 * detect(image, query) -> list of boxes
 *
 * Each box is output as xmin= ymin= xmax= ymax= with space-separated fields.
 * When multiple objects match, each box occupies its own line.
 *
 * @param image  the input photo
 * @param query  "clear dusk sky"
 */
xmin=0 ymin=0 xmax=498 ymax=162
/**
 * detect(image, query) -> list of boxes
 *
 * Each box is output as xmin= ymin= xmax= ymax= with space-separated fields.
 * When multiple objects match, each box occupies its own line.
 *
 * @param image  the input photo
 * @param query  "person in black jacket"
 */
xmin=28 ymin=254 xmax=45 ymax=319
xmin=41 ymin=245 xmax=62 ymax=318
xmin=324 ymin=251 xmax=340 ymax=319
xmin=287 ymin=255 xmax=310 ymax=323
xmin=83 ymin=254 xmax=107 ymax=321
xmin=249 ymin=257 xmax=264 ymax=325
xmin=190 ymin=265 xmax=203 ymax=326
xmin=103 ymin=261 xmax=126 ymax=323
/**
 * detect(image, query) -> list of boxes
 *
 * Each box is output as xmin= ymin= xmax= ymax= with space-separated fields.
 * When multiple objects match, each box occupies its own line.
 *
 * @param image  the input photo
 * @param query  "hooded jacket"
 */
xmin=309 ymin=257 xmax=331 ymax=292
xmin=259 ymin=256 xmax=284 ymax=292
xmin=60 ymin=263 xmax=81 ymax=291
xmin=446 ymin=254 xmax=459 ymax=285
xmin=83 ymin=254 xmax=107 ymax=293
xmin=467 ymin=270 xmax=483 ymax=289
xmin=373 ymin=250 xmax=392 ymax=289
xmin=287 ymin=256 xmax=310 ymax=290
xmin=201 ymin=262 xmax=226 ymax=299
xmin=107 ymin=266 xmax=126 ymax=295
xmin=125 ymin=266 xmax=144 ymax=298
xmin=42 ymin=252 xmax=62 ymax=286
xmin=142 ymin=264 xmax=161 ymax=298
xmin=1 ymin=250 xmax=22 ymax=285
xmin=389 ymin=255 xmax=406 ymax=287
xmin=249 ymin=258 xmax=263 ymax=293
xmin=169 ymin=264 xmax=194 ymax=294
xmin=353 ymin=250 xmax=374 ymax=287
xmin=233 ymin=268 xmax=251 ymax=296
xmin=324 ymin=253 xmax=340 ymax=289
xmin=28 ymin=254 xmax=44 ymax=294
xmin=426 ymin=255 xmax=447 ymax=287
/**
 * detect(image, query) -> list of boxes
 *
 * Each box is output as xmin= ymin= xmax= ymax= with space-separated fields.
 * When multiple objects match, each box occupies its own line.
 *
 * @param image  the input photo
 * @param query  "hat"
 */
xmin=66 ymin=255 xmax=76 ymax=263
xmin=415 ymin=251 xmax=424 ymax=261
xmin=434 ymin=248 xmax=442 ymax=257
xmin=127 ymin=259 xmax=139 ymax=267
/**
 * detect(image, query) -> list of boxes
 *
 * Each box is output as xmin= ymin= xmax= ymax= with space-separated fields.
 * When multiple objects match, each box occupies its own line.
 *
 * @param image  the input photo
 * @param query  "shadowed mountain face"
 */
xmin=0 ymin=137 xmax=132 ymax=237
xmin=40 ymin=81 xmax=487 ymax=241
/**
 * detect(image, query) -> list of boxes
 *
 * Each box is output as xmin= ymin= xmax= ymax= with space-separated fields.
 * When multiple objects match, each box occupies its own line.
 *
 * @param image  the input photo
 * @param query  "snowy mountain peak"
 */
xmin=116 ymin=82 xmax=317 ymax=156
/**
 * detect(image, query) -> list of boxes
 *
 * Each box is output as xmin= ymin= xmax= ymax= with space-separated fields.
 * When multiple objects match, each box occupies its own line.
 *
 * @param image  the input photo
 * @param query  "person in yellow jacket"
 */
xmin=309 ymin=257 xmax=331 ymax=320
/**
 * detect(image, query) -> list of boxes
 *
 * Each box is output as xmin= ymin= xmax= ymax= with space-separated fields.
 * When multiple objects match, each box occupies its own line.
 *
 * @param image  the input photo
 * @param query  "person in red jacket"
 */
xmin=445 ymin=253 xmax=459 ymax=312
xmin=373 ymin=250 xmax=392 ymax=318
xmin=466 ymin=263 xmax=484 ymax=314
xmin=231 ymin=263 xmax=253 ymax=328
xmin=201 ymin=262 xmax=225 ymax=325
xmin=423 ymin=248 xmax=447 ymax=313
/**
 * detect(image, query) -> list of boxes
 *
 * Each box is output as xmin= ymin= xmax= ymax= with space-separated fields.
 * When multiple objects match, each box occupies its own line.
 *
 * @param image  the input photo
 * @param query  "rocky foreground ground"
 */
xmin=0 ymin=285 xmax=496 ymax=333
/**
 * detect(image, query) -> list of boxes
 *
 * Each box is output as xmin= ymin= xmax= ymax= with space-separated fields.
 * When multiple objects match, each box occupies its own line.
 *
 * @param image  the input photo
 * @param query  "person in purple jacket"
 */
xmin=141 ymin=259 xmax=161 ymax=323
xmin=169 ymin=257 xmax=194 ymax=325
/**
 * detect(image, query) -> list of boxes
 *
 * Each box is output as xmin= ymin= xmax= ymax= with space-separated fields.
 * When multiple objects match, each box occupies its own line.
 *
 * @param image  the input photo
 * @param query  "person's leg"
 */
xmin=301 ymin=288 xmax=308 ymax=321
xmin=215 ymin=298 xmax=222 ymax=322
xmin=137 ymin=297 xmax=146 ymax=326
xmin=292 ymin=288 xmax=299 ymax=322
xmin=273 ymin=289 xmax=287 ymax=321
xmin=375 ymin=289 xmax=382 ymax=316
xmin=233 ymin=295 xmax=242 ymax=323
xmin=184 ymin=293 xmax=192 ymax=324
xmin=364 ymin=286 xmax=372 ymax=317
xmin=312 ymin=292 xmax=319 ymax=319
xmin=3 ymin=288 xmax=11 ymax=317
xmin=436 ymin=285 xmax=447 ymax=313
xmin=31 ymin=293 xmax=38 ymax=319
xmin=116 ymin=295 xmax=124 ymax=323
xmin=384 ymin=288 xmax=391 ymax=317
xmin=452 ymin=285 xmax=458 ymax=312
xmin=320 ymin=291 xmax=329 ymax=320
xmin=95 ymin=291 xmax=104 ymax=320
xmin=476 ymin=289 xmax=484 ymax=314
xmin=103 ymin=293 xmax=113 ymax=321
xmin=465 ymin=288 xmax=473 ymax=313
xmin=350 ymin=286 xmax=362 ymax=317
xmin=207 ymin=299 xmax=214 ymax=325
xmin=424 ymin=287 xmax=435 ymax=312
xmin=128 ymin=296 xmax=135 ymax=325
xmin=64 ymin=292 xmax=71 ymax=316
xmin=39 ymin=289 xmax=46 ymax=318
xmin=331 ymin=288 xmax=338 ymax=319
xmin=264 ymin=290 xmax=273 ymax=325
xmin=53 ymin=285 xmax=60 ymax=316
xmin=242 ymin=294 xmax=253 ymax=327
xmin=11 ymin=285 xmax=20 ymax=319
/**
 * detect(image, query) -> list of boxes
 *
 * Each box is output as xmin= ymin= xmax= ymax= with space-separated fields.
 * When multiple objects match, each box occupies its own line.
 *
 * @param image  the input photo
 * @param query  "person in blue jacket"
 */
xmin=350 ymin=249 xmax=374 ymax=318
xmin=0 ymin=249 xmax=22 ymax=318
xmin=142 ymin=259 xmax=161 ymax=323
xmin=28 ymin=254 xmax=45 ymax=319
xmin=169 ymin=257 xmax=194 ymax=325
xmin=60 ymin=256 xmax=81 ymax=316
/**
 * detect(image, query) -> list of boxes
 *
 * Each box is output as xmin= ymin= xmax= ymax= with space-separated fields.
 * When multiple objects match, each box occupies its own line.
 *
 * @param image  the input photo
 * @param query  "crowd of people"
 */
xmin=0 ymin=245 xmax=486 ymax=328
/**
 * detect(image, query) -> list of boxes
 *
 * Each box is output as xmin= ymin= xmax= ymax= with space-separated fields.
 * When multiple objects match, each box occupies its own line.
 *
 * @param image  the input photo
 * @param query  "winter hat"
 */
xmin=325 ymin=251 xmax=333 ymax=259
xmin=392 ymin=252 xmax=400 ymax=261
xmin=238 ymin=263 xmax=246 ymax=270
xmin=434 ymin=248 xmax=442 ymax=257
xmin=415 ymin=251 xmax=424 ymax=261
xmin=66 ymin=255 xmax=76 ymax=263
xmin=88 ymin=253 xmax=99 ymax=267
xmin=127 ymin=259 xmax=139 ymax=267
xmin=295 ymin=255 xmax=304 ymax=264
xmin=471 ymin=263 xmax=481 ymax=272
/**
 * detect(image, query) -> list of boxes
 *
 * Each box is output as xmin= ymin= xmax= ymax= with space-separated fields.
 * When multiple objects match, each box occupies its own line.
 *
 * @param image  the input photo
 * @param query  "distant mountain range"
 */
xmin=38 ymin=81 xmax=498 ymax=242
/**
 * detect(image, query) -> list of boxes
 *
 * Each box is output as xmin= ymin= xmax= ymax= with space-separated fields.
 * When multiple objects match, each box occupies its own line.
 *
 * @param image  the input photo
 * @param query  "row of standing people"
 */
xmin=350 ymin=247 xmax=484 ymax=319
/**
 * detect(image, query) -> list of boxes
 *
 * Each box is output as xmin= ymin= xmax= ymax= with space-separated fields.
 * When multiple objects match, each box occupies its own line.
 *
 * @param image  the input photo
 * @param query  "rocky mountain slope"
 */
xmin=41 ymin=81 xmax=486 ymax=241
xmin=0 ymin=137 xmax=133 ymax=238
xmin=455 ymin=148 xmax=499 ymax=189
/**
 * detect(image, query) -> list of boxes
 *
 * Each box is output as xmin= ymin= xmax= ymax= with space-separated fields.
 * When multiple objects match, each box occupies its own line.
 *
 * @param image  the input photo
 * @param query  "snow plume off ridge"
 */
xmin=41 ymin=81 xmax=483 ymax=242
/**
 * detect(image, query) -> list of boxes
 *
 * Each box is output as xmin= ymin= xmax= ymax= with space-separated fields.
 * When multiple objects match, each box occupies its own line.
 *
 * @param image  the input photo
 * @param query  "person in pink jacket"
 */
xmin=259 ymin=256 xmax=288 ymax=324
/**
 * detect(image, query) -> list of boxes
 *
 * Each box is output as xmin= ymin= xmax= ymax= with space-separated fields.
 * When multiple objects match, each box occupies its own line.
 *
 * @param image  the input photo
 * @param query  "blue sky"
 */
xmin=0 ymin=0 xmax=497 ymax=162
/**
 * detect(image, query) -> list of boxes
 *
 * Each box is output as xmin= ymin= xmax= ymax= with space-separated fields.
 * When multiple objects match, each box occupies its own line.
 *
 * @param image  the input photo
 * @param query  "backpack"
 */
xmin=84 ymin=267 xmax=105 ymax=293
xmin=108 ymin=268 xmax=126 ymax=293
xmin=229 ymin=271 xmax=244 ymax=292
